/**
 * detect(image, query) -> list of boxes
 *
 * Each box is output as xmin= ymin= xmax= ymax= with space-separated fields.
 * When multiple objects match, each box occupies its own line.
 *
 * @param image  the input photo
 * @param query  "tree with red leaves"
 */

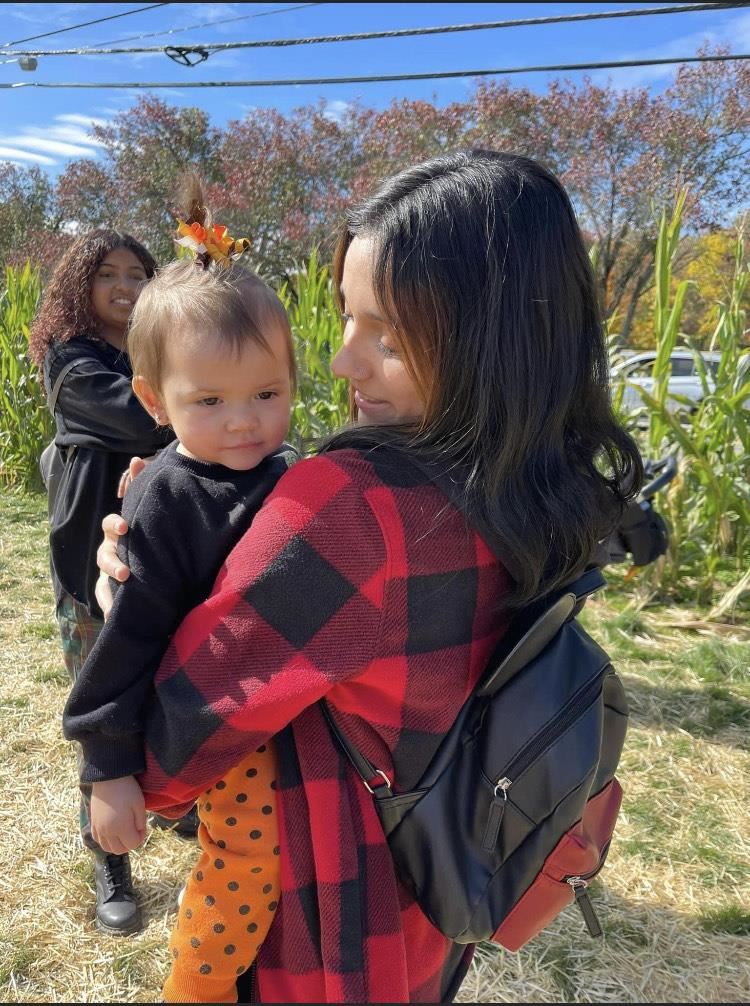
xmin=7 ymin=51 xmax=750 ymax=341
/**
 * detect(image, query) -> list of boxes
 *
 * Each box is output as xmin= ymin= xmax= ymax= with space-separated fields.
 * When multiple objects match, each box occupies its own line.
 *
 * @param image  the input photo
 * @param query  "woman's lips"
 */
xmin=354 ymin=390 xmax=390 ymax=415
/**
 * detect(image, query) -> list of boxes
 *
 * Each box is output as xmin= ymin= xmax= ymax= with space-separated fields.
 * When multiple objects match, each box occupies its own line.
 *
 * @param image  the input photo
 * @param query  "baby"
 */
xmin=63 ymin=230 xmax=296 ymax=1001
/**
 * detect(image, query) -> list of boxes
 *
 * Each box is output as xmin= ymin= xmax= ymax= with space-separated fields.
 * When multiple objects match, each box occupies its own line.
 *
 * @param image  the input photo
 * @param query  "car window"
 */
xmin=670 ymin=358 xmax=695 ymax=377
xmin=627 ymin=359 xmax=658 ymax=378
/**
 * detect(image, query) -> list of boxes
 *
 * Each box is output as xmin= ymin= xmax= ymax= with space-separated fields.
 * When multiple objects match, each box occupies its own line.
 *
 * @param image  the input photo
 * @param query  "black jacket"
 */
xmin=44 ymin=336 xmax=173 ymax=617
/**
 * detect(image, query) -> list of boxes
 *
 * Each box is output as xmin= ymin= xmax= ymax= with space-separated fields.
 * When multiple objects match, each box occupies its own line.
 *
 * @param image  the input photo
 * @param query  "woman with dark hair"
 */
xmin=29 ymin=230 xmax=195 ymax=937
xmin=96 ymin=151 xmax=642 ymax=1000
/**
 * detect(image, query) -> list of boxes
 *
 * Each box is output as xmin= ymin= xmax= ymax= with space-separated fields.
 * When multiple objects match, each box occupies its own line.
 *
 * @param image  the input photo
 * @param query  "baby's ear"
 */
xmin=132 ymin=375 xmax=168 ymax=426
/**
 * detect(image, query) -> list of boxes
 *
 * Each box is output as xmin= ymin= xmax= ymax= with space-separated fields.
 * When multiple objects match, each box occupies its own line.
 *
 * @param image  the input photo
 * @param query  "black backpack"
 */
xmin=324 ymin=567 xmax=627 ymax=950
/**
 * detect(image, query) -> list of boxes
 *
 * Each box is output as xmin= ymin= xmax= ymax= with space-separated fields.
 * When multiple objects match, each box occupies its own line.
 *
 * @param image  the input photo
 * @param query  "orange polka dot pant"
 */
xmin=162 ymin=743 xmax=280 ymax=1003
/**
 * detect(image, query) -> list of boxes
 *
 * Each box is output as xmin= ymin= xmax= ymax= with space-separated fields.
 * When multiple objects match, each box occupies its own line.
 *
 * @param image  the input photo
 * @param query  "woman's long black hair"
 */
xmin=327 ymin=149 xmax=643 ymax=606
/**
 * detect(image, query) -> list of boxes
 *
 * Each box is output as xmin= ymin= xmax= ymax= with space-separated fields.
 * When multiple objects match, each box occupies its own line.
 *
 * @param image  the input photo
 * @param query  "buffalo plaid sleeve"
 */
xmin=140 ymin=454 xmax=387 ymax=812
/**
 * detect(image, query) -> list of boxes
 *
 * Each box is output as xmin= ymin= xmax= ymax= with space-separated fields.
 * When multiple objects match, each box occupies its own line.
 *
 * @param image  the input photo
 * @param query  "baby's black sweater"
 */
xmin=62 ymin=440 xmax=296 ymax=782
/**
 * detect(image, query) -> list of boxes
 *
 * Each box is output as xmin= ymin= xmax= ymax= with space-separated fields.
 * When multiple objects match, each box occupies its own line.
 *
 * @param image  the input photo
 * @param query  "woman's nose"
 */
xmin=113 ymin=274 xmax=137 ymax=294
xmin=332 ymin=343 xmax=368 ymax=381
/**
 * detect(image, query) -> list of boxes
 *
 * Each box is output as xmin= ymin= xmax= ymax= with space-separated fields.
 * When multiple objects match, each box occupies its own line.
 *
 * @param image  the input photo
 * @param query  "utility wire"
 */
xmin=3 ymin=2 xmax=741 ymax=58
xmin=0 ymin=4 xmax=169 ymax=49
xmin=2 ymin=50 xmax=748 ymax=88
xmin=97 ymin=2 xmax=325 ymax=48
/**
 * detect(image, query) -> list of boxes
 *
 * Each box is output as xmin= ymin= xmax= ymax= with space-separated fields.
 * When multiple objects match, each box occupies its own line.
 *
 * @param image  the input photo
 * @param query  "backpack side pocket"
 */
xmin=492 ymin=777 xmax=623 ymax=952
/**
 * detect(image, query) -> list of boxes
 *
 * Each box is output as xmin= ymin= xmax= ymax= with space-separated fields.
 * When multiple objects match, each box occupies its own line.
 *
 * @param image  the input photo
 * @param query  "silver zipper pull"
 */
xmin=567 ymin=877 xmax=603 ymax=938
xmin=482 ymin=777 xmax=512 ymax=852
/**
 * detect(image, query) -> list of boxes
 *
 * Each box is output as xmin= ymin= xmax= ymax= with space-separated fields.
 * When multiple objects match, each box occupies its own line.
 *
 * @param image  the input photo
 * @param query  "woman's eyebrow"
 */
xmin=339 ymin=285 xmax=386 ymax=323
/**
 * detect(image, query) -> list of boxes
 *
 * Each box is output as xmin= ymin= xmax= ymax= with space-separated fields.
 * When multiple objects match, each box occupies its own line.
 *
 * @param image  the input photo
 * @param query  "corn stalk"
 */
xmin=279 ymin=249 xmax=349 ymax=451
xmin=631 ymin=199 xmax=750 ymax=606
xmin=0 ymin=263 xmax=49 ymax=491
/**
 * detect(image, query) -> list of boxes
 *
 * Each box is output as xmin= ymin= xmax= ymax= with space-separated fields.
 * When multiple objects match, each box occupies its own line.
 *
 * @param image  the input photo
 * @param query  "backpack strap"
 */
xmin=478 ymin=568 xmax=607 ymax=698
xmin=567 ymin=566 xmax=607 ymax=600
xmin=46 ymin=359 xmax=79 ymax=417
xmin=320 ymin=702 xmax=391 ymax=794
xmin=42 ymin=360 xmax=80 ymax=473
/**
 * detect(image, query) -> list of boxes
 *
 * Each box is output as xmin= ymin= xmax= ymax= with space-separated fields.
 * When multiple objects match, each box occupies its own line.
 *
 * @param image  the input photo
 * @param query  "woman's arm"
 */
xmin=50 ymin=347 xmax=168 ymax=455
xmin=139 ymin=455 xmax=387 ymax=812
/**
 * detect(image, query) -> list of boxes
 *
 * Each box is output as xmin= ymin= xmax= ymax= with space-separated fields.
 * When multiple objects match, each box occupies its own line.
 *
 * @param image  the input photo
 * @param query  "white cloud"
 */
xmin=323 ymin=100 xmax=351 ymax=124
xmin=592 ymin=9 xmax=750 ymax=90
xmin=0 ymin=144 xmax=55 ymax=164
xmin=176 ymin=3 xmax=241 ymax=32
xmin=3 ymin=2 xmax=92 ymax=33
xmin=0 ymin=112 xmax=110 ymax=166
xmin=198 ymin=3 xmax=241 ymax=23
xmin=0 ymin=135 xmax=97 ymax=157
xmin=35 ymin=125 xmax=106 ymax=146
xmin=57 ymin=113 xmax=110 ymax=129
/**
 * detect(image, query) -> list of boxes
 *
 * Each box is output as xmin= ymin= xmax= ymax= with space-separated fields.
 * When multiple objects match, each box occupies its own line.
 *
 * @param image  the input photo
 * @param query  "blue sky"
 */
xmin=1 ymin=1 xmax=749 ymax=179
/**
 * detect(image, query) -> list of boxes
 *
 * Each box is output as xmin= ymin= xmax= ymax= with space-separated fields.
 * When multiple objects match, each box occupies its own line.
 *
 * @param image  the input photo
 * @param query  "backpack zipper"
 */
xmin=565 ymin=843 xmax=611 ymax=938
xmin=481 ymin=674 xmax=604 ymax=852
xmin=566 ymin=876 xmax=603 ymax=937
xmin=481 ymin=777 xmax=512 ymax=851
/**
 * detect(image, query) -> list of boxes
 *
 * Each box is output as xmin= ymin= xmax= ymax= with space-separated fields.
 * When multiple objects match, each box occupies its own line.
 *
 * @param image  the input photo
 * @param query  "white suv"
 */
xmin=611 ymin=349 xmax=722 ymax=416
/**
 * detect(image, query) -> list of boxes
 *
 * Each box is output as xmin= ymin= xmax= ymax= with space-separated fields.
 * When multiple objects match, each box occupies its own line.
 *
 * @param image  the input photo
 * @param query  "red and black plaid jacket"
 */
xmin=140 ymin=448 xmax=511 ymax=1003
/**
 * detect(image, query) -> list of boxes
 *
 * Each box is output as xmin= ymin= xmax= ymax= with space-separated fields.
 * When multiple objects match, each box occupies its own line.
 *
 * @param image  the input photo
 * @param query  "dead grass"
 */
xmin=1 ymin=490 xmax=748 ymax=1004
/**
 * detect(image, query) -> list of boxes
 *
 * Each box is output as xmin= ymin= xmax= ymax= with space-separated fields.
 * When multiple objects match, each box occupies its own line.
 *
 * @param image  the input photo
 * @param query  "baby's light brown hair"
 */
xmin=127 ymin=259 xmax=296 ymax=392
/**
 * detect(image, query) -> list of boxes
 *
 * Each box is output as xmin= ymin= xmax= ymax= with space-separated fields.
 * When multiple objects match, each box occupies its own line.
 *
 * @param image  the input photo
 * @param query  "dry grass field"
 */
xmin=1 ymin=490 xmax=748 ymax=1004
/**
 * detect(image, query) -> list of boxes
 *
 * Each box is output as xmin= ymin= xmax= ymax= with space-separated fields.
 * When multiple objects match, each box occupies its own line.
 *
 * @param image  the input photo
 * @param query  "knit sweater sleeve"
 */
xmin=139 ymin=453 xmax=387 ymax=812
xmin=62 ymin=466 xmax=198 ymax=782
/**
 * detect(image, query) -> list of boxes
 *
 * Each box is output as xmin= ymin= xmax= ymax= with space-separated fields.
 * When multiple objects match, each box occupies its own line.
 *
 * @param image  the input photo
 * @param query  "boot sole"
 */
xmin=95 ymin=914 xmax=143 ymax=937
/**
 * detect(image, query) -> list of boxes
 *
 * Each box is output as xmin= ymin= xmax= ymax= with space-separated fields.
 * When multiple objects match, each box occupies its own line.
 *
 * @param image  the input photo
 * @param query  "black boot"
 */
xmin=150 ymin=803 xmax=199 ymax=838
xmin=93 ymin=851 xmax=142 ymax=935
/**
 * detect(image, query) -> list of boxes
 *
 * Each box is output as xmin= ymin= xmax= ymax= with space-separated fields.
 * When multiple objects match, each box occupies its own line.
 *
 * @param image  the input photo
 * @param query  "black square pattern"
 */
xmin=148 ymin=668 xmax=225 ymax=778
xmin=244 ymin=534 xmax=357 ymax=650
xmin=406 ymin=567 xmax=478 ymax=654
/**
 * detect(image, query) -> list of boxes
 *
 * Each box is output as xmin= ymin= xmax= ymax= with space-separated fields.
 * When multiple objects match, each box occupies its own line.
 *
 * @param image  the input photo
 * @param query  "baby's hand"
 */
xmin=90 ymin=776 xmax=147 ymax=854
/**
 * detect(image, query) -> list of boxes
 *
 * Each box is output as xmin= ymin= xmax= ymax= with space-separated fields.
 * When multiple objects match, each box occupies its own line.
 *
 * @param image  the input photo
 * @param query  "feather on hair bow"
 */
xmin=176 ymin=219 xmax=251 ymax=267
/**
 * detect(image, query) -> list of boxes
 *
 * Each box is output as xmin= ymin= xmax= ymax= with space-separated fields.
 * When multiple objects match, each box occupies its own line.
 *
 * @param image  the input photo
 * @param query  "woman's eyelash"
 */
xmin=377 ymin=340 xmax=398 ymax=359
xmin=340 ymin=310 xmax=398 ymax=357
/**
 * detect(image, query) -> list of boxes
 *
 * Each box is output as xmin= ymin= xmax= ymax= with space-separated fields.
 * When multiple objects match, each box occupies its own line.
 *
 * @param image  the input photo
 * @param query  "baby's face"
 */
xmin=158 ymin=325 xmax=292 ymax=471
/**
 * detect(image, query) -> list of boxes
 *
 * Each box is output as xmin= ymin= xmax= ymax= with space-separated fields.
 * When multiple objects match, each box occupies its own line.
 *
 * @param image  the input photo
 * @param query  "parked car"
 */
xmin=611 ymin=349 xmax=722 ymax=416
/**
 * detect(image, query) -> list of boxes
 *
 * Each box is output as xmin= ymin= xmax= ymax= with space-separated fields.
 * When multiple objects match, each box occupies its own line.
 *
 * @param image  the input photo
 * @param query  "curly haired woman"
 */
xmin=28 ymin=230 xmax=196 ymax=937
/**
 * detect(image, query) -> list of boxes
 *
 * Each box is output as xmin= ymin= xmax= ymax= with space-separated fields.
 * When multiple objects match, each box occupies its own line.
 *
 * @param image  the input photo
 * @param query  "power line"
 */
xmin=3 ymin=3 xmax=742 ymax=58
xmin=2 ymin=50 xmax=748 ymax=88
xmin=97 ymin=2 xmax=325 ymax=48
xmin=0 ymin=4 xmax=170 ymax=49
